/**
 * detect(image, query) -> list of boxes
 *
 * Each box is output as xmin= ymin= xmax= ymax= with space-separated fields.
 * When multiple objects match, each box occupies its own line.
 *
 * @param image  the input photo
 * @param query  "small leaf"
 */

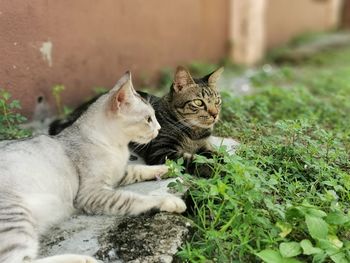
xmin=276 ymin=221 xmax=292 ymax=238
xmin=300 ymin=239 xmax=323 ymax=255
xmin=286 ymin=207 xmax=304 ymax=219
xmin=209 ymin=185 xmax=219 ymax=196
xmin=305 ymin=215 xmax=328 ymax=239
xmin=328 ymin=235 xmax=343 ymax=249
xmin=279 ymin=242 xmax=302 ymax=258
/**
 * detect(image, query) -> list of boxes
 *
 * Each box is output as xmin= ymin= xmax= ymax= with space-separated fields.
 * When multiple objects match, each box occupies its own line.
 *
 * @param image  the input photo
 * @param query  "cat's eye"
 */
xmin=215 ymin=98 xmax=221 ymax=105
xmin=193 ymin=99 xmax=204 ymax=107
xmin=146 ymin=116 xmax=152 ymax=123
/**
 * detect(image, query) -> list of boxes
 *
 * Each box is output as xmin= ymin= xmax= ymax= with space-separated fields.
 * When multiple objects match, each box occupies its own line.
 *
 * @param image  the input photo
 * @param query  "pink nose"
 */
xmin=209 ymin=110 xmax=218 ymax=118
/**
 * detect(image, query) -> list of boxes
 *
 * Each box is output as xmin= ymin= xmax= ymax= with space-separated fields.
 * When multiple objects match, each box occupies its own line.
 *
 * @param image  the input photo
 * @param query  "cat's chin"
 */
xmin=188 ymin=121 xmax=215 ymax=129
xmin=133 ymin=136 xmax=154 ymax=144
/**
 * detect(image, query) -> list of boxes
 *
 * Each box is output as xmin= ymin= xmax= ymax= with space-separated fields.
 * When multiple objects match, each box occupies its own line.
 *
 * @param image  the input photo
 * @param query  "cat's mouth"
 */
xmin=187 ymin=119 xmax=216 ymax=129
xmin=135 ymin=131 xmax=158 ymax=144
xmin=186 ymin=116 xmax=218 ymax=129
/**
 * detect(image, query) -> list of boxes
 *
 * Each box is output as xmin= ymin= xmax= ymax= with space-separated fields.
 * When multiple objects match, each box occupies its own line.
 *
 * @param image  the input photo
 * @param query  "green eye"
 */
xmin=193 ymin=99 xmax=204 ymax=107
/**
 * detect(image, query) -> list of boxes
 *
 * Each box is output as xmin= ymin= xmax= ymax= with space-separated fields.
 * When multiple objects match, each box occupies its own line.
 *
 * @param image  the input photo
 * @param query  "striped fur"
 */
xmin=0 ymin=72 xmax=185 ymax=263
xmin=132 ymin=66 xmax=224 ymax=177
xmin=49 ymin=67 xmax=224 ymax=178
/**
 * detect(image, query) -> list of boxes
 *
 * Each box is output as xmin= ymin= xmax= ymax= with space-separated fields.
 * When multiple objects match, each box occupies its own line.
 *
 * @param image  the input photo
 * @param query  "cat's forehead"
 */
xmin=133 ymin=95 xmax=154 ymax=115
xmin=189 ymin=84 xmax=219 ymax=100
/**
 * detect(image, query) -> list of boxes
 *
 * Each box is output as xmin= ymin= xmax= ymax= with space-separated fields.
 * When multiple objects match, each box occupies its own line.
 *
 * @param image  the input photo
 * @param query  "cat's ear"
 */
xmin=207 ymin=67 xmax=224 ymax=86
xmin=109 ymin=71 xmax=135 ymax=112
xmin=173 ymin=66 xmax=195 ymax=92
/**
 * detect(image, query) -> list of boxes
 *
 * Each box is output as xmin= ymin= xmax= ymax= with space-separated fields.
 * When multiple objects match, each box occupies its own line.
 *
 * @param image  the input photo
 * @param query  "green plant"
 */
xmin=52 ymin=85 xmax=72 ymax=117
xmin=0 ymin=89 xmax=31 ymax=140
xmin=170 ymin=46 xmax=350 ymax=262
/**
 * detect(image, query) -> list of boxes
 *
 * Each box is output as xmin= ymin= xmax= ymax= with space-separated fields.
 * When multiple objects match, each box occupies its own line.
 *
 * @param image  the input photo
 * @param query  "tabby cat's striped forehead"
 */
xmin=172 ymin=78 xmax=220 ymax=102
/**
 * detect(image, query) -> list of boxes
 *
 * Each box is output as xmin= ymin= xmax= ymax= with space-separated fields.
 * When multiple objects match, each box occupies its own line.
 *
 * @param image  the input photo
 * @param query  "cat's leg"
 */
xmin=117 ymin=164 xmax=168 ymax=186
xmin=171 ymin=143 xmax=219 ymax=178
xmin=77 ymin=186 xmax=186 ymax=216
xmin=187 ymin=143 xmax=221 ymax=178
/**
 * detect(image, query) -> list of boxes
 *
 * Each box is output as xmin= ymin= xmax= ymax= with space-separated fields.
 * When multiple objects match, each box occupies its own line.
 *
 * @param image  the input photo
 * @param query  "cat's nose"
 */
xmin=209 ymin=110 xmax=218 ymax=119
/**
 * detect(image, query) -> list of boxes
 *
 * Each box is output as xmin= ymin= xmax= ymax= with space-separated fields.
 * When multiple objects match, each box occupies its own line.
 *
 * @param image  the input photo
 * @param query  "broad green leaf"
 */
xmin=300 ymin=239 xmax=323 ymax=255
xmin=326 ymin=211 xmax=350 ymax=225
xmin=276 ymin=221 xmax=292 ymax=238
xmin=305 ymin=208 xmax=327 ymax=218
xmin=317 ymin=239 xmax=340 ymax=254
xmin=256 ymin=249 xmax=302 ymax=263
xmin=279 ymin=242 xmax=302 ymax=258
xmin=330 ymin=252 xmax=348 ymax=263
xmin=312 ymin=252 xmax=327 ymax=263
xmin=305 ymin=215 xmax=328 ymax=239
xmin=256 ymin=249 xmax=284 ymax=263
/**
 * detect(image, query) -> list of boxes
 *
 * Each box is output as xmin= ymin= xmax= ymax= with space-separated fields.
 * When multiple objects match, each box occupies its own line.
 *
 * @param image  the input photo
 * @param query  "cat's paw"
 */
xmin=160 ymin=195 xmax=187 ymax=213
xmin=152 ymin=165 xmax=169 ymax=180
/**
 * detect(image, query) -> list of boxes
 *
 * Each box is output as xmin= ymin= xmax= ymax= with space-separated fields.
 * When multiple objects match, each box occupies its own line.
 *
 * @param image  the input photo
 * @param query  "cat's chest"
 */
xmin=180 ymin=137 xmax=207 ymax=154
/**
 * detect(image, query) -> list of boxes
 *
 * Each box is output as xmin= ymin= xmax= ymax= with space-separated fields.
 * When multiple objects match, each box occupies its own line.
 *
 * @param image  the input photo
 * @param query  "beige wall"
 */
xmin=0 ymin=0 xmax=344 ymax=117
xmin=266 ymin=0 xmax=342 ymax=49
xmin=0 ymin=0 xmax=229 ymax=117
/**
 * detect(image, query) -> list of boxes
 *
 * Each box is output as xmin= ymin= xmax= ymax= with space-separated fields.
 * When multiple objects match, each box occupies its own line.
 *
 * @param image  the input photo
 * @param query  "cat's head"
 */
xmin=103 ymin=72 xmax=160 ymax=144
xmin=169 ymin=66 xmax=224 ymax=129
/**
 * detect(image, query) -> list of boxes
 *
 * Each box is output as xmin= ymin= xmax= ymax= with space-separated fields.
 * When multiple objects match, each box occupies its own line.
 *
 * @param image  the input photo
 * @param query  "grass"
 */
xmin=169 ymin=47 xmax=350 ymax=262
xmin=1 ymin=35 xmax=350 ymax=263
xmin=0 ymin=89 xmax=31 ymax=140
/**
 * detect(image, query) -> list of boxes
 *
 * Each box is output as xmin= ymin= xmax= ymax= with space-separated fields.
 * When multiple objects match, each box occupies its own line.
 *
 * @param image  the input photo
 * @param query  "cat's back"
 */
xmin=0 ymin=135 xmax=63 ymax=163
xmin=0 ymin=135 xmax=79 ymax=234
xmin=0 ymin=135 xmax=77 ymax=194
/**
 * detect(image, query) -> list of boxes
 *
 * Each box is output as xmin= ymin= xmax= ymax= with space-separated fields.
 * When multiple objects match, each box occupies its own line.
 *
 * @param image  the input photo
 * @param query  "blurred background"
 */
xmin=0 ymin=0 xmax=349 ymax=118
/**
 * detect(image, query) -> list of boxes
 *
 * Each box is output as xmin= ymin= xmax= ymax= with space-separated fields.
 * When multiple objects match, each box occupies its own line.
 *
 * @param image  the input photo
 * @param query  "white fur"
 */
xmin=0 ymin=72 xmax=186 ymax=263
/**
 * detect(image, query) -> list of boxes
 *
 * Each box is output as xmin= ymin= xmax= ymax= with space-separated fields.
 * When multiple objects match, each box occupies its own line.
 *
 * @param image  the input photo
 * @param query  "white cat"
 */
xmin=0 ymin=72 xmax=186 ymax=263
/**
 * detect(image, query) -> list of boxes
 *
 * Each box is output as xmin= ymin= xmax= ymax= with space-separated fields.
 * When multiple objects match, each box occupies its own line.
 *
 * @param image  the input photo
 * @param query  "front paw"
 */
xmin=160 ymin=195 xmax=187 ymax=213
xmin=152 ymin=165 xmax=169 ymax=180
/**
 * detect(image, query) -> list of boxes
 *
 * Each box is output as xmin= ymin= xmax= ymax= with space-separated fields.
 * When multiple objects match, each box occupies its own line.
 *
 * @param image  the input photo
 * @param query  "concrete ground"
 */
xmin=39 ymin=136 xmax=239 ymax=262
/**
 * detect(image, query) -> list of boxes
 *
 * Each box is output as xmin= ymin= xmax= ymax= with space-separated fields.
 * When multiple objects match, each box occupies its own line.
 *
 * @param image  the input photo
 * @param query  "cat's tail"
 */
xmin=0 ymin=193 xmax=38 ymax=263
xmin=0 ymin=192 xmax=99 ymax=263
xmin=48 ymin=119 xmax=71 ymax=135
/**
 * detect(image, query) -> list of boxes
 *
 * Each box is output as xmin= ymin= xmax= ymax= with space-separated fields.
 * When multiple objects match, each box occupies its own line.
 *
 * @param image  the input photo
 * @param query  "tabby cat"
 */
xmin=49 ymin=66 xmax=224 ymax=178
xmin=0 ymin=72 xmax=186 ymax=263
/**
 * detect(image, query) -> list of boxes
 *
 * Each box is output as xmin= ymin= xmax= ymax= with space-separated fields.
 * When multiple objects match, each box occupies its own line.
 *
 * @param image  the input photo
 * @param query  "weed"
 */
xmin=170 ymin=47 xmax=350 ymax=262
xmin=0 ymin=89 xmax=31 ymax=140
xmin=52 ymin=85 xmax=72 ymax=117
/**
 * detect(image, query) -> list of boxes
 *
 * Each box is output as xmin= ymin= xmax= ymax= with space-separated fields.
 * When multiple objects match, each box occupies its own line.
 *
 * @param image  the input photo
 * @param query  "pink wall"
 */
xmin=0 ymin=0 xmax=229 ymax=117
xmin=266 ymin=0 xmax=339 ymax=48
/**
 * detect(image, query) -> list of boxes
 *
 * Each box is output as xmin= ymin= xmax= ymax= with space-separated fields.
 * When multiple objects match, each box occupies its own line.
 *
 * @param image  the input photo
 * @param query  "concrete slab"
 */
xmin=39 ymin=136 xmax=239 ymax=262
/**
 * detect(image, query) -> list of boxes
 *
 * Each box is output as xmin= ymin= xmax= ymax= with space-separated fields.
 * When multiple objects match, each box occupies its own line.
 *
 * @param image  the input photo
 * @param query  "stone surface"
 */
xmin=39 ymin=135 xmax=239 ymax=262
xmin=40 ymin=213 xmax=192 ymax=263
xmin=95 ymin=213 xmax=192 ymax=263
